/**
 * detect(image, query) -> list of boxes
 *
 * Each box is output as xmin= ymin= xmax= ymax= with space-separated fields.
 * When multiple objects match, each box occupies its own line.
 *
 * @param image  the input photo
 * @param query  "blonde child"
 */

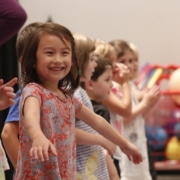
xmin=109 ymin=39 xmax=160 ymax=180
xmin=14 ymin=23 xmax=142 ymax=179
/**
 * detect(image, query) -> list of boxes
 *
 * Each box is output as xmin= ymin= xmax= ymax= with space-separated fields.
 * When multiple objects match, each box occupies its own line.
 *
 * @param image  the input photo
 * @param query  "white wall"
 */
xmin=19 ymin=0 xmax=180 ymax=67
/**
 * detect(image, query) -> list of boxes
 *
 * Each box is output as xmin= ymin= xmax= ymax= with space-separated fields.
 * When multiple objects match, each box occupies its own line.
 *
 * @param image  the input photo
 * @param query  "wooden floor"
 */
xmin=157 ymin=175 xmax=180 ymax=180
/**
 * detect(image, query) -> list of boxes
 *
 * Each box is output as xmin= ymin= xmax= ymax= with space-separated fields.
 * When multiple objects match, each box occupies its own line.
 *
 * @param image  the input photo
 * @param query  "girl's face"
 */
xmin=88 ymin=68 xmax=113 ymax=100
xmin=83 ymin=52 xmax=97 ymax=81
xmin=36 ymin=32 xmax=72 ymax=86
xmin=116 ymin=49 xmax=137 ymax=80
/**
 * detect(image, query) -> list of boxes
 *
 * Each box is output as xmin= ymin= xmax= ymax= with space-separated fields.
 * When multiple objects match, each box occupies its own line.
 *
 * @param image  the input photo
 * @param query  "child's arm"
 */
xmin=76 ymin=105 xmax=143 ymax=164
xmin=102 ymin=82 xmax=131 ymax=117
xmin=23 ymin=96 xmax=57 ymax=161
xmin=104 ymin=150 xmax=120 ymax=180
xmin=75 ymin=128 xmax=116 ymax=155
xmin=102 ymin=63 xmax=132 ymax=117
xmin=1 ymin=122 xmax=19 ymax=169
xmin=0 ymin=78 xmax=17 ymax=110
xmin=123 ymin=85 xmax=160 ymax=124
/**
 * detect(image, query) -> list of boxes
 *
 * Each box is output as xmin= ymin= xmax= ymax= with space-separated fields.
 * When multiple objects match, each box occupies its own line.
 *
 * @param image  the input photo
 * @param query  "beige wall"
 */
xmin=19 ymin=0 xmax=180 ymax=67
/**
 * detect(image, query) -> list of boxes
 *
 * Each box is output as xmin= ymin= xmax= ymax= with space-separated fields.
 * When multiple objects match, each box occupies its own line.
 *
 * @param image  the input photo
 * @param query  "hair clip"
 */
xmin=78 ymin=70 xmax=81 ymax=75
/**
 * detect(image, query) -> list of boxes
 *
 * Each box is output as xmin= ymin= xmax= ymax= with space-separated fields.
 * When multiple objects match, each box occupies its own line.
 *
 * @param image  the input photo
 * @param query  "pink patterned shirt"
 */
xmin=15 ymin=83 xmax=82 ymax=180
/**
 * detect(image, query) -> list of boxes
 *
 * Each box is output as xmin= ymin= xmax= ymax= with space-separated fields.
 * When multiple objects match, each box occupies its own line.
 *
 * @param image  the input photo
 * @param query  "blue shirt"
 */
xmin=5 ymin=89 xmax=22 ymax=123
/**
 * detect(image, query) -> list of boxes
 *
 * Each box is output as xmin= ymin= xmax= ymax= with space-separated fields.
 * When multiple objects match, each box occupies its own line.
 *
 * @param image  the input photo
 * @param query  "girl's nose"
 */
xmin=54 ymin=55 xmax=62 ymax=63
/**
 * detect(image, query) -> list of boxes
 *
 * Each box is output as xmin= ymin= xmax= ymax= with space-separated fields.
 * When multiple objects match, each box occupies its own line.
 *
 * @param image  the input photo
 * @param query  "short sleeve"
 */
xmin=5 ymin=88 xmax=22 ymax=123
xmin=20 ymin=83 xmax=42 ymax=115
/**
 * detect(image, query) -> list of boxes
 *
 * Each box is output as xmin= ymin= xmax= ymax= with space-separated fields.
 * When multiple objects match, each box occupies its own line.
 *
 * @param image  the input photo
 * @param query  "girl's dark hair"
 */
xmin=91 ymin=55 xmax=112 ymax=81
xmin=20 ymin=22 xmax=80 ymax=95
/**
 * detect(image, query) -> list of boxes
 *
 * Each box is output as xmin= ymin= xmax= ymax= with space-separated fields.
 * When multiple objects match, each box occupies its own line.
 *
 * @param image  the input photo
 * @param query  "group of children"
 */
xmin=0 ymin=21 xmax=161 ymax=180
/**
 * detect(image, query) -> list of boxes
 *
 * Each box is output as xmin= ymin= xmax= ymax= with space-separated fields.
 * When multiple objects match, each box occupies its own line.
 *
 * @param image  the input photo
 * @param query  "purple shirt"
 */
xmin=0 ymin=0 xmax=27 ymax=45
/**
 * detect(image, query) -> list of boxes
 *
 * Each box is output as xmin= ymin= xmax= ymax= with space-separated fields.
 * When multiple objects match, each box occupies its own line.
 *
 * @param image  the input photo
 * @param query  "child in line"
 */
xmin=85 ymin=55 xmax=120 ymax=180
xmin=73 ymin=33 xmax=117 ymax=179
xmin=93 ymin=40 xmax=132 ymax=177
xmin=14 ymin=22 xmax=142 ymax=179
xmin=109 ymin=39 xmax=160 ymax=180
xmin=2 ymin=23 xmax=115 ymax=177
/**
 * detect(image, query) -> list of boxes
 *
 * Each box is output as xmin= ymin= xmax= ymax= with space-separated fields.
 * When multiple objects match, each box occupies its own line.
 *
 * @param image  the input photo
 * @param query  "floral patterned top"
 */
xmin=14 ymin=83 xmax=82 ymax=180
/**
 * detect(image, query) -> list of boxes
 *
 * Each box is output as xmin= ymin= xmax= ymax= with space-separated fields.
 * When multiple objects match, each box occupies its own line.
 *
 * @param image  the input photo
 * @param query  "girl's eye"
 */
xmin=106 ymin=77 xmax=111 ymax=82
xmin=46 ymin=51 xmax=53 ymax=55
xmin=62 ymin=51 xmax=70 ymax=55
xmin=129 ymin=59 xmax=133 ymax=63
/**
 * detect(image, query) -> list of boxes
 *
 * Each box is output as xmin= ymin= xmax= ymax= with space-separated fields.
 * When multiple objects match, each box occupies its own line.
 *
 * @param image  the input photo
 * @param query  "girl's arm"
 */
xmin=102 ymin=63 xmax=132 ymax=117
xmin=23 ymin=96 xmax=57 ymax=161
xmin=76 ymin=105 xmax=142 ymax=164
xmin=1 ymin=122 xmax=19 ymax=169
xmin=75 ymin=128 xmax=116 ymax=155
xmin=123 ymin=85 xmax=160 ymax=124
xmin=104 ymin=150 xmax=120 ymax=180
xmin=102 ymin=82 xmax=131 ymax=117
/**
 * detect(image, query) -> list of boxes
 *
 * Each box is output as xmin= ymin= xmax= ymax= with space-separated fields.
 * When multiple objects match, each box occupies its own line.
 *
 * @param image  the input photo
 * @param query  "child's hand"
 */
xmin=121 ymin=141 xmax=143 ymax=164
xmin=113 ymin=63 xmax=130 ymax=84
xmin=100 ymin=136 xmax=117 ymax=155
xmin=142 ymin=85 xmax=161 ymax=107
xmin=0 ymin=77 xmax=18 ymax=110
xmin=30 ymin=136 xmax=57 ymax=162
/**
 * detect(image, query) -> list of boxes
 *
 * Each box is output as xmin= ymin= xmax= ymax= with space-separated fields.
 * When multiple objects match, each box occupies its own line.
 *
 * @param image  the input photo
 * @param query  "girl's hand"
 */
xmin=113 ymin=63 xmax=130 ymax=84
xmin=0 ymin=77 xmax=18 ymax=110
xmin=121 ymin=141 xmax=143 ymax=164
xmin=30 ymin=136 xmax=57 ymax=162
xmin=142 ymin=85 xmax=161 ymax=106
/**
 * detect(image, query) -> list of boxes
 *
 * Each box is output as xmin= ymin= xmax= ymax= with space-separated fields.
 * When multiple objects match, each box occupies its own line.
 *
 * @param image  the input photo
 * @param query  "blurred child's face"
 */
xmin=36 ymin=32 xmax=72 ymax=85
xmin=116 ymin=49 xmax=137 ymax=80
xmin=88 ymin=68 xmax=113 ymax=100
xmin=83 ymin=52 xmax=97 ymax=81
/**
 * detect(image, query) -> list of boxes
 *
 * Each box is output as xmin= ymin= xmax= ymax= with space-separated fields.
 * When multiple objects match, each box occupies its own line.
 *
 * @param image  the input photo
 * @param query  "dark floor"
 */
xmin=157 ymin=171 xmax=180 ymax=180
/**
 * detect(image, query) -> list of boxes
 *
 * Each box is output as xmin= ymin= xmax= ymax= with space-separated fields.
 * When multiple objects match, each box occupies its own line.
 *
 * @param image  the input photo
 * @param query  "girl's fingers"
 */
xmin=4 ymin=77 xmax=18 ymax=87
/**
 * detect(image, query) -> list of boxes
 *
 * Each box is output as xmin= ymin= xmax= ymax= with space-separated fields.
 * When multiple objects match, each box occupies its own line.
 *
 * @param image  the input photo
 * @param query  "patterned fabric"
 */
xmin=14 ymin=83 xmax=82 ymax=180
xmin=110 ymin=81 xmax=152 ymax=180
xmin=74 ymin=87 xmax=110 ymax=180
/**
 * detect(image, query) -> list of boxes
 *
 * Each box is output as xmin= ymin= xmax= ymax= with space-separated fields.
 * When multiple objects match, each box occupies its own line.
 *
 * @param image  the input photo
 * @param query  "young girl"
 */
xmin=109 ymin=39 xmax=160 ymax=180
xmin=14 ymin=23 xmax=142 ymax=179
xmin=85 ymin=56 xmax=119 ymax=180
